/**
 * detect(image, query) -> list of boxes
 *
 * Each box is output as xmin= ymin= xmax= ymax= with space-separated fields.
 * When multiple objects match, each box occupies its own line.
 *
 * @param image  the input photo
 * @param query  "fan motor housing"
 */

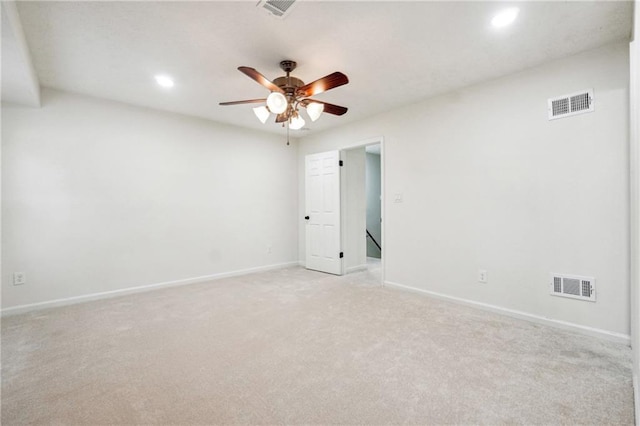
xmin=273 ymin=76 xmax=304 ymax=90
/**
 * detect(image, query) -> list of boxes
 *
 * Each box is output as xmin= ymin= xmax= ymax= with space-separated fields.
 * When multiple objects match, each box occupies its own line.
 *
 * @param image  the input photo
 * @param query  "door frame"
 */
xmin=629 ymin=35 xmax=639 ymax=415
xmin=339 ymin=136 xmax=385 ymax=283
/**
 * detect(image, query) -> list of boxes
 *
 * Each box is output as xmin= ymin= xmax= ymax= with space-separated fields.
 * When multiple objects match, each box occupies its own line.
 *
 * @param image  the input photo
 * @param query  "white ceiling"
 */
xmin=6 ymin=1 xmax=633 ymax=136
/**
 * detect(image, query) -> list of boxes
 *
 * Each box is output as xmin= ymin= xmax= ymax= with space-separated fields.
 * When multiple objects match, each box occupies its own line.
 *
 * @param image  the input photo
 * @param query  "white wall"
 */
xmin=299 ymin=43 xmax=630 ymax=336
xmin=2 ymin=89 xmax=298 ymax=309
xmin=366 ymin=152 xmax=382 ymax=258
xmin=343 ymin=147 xmax=367 ymax=271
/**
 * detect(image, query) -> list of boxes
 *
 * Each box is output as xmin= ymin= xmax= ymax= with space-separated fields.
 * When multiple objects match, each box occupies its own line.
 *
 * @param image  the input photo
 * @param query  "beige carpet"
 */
xmin=1 ymin=264 xmax=634 ymax=425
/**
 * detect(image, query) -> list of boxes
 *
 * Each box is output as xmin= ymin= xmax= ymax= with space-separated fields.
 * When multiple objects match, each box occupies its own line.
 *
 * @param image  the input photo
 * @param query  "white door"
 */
xmin=305 ymin=150 xmax=342 ymax=275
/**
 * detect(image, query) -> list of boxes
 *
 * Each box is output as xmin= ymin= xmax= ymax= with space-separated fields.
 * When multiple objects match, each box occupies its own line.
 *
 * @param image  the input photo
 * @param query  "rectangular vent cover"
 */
xmin=550 ymin=273 xmax=596 ymax=302
xmin=256 ymin=0 xmax=297 ymax=18
xmin=548 ymin=89 xmax=594 ymax=120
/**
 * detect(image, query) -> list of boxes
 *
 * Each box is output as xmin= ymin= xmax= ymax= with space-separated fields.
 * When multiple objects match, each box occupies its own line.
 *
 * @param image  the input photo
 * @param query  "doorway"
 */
xmin=340 ymin=139 xmax=384 ymax=281
xmin=365 ymin=144 xmax=382 ymax=263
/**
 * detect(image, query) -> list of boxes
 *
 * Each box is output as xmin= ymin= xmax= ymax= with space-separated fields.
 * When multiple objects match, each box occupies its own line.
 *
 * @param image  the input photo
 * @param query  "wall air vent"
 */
xmin=548 ymin=89 xmax=594 ymax=120
xmin=256 ymin=0 xmax=297 ymax=18
xmin=550 ymin=273 xmax=596 ymax=302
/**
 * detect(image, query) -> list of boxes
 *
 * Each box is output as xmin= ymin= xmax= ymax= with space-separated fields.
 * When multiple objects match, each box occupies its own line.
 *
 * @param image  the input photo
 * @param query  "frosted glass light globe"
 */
xmin=266 ymin=92 xmax=287 ymax=114
xmin=306 ymin=102 xmax=324 ymax=122
xmin=253 ymin=106 xmax=270 ymax=124
xmin=289 ymin=115 xmax=305 ymax=130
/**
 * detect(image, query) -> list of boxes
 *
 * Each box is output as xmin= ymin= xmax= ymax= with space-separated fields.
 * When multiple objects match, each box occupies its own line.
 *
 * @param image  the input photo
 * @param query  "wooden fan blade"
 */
xmin=219 ymin=98 xmax=266 ymax=106
xmin=301 ymin=99 xmax=348 ymax=116
xmin=296 ymin=72 xmax=348 ymax=97
xmin=238 ymin=67 xmax=284 ymax=93
xmin=275 ymin=113 xmax=288 ymax=123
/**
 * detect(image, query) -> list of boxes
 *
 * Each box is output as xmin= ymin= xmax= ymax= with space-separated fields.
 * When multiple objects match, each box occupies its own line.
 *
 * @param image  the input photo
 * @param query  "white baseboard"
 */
xmin=1 ymin=261 xmax=299 ymax=317
xmin=384 ymin=280 xmax=631 ymax=345
xmin=346 ymin=264 xmax=367 ymax=274
xmin=634 ymin=373 xmax=639 ymax=426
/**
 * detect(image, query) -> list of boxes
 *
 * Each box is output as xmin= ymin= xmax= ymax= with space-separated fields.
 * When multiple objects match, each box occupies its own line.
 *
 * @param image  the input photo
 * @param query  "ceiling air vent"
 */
xmin=550 ymin=273 xmax=596 ymax=302
xmin=548 ymin=89 xmax=594 ymax=120
xmin=256 ymin=0 xmax=297 ymax=18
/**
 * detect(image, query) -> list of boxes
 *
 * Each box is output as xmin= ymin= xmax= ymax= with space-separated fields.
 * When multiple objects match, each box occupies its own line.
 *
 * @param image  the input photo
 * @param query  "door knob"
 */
xmin=304 ymin=216 xmax=310 ymax=220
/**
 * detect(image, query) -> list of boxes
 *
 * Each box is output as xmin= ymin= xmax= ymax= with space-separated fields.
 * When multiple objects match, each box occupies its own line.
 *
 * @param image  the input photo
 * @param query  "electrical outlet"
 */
xmin=478 ymin=270 xmax=488 ymax=283
xmin=13 ymin=272 xmax=26 ymax=286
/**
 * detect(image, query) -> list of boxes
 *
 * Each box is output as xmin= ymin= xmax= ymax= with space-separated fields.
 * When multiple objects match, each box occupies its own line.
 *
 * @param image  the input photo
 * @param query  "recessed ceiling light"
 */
xmin=491 ymin=7 xmax=519 ymax=28
xmin=155 ymin=74 xmax=174 ymax=88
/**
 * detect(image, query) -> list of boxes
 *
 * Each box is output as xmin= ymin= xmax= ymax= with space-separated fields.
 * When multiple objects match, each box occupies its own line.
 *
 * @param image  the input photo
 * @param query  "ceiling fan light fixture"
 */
xmin=266 ymin=92 xmax=287 ymax=114
xmin=253 ymin=106 xmax=270 ymax=123
xmin=306 ymin=102 xmax=324 ymax=122
xmin=219 ymin=61 xmax=348 ymax=140
xmin=289 ymin=114 xmax=305 ymax=130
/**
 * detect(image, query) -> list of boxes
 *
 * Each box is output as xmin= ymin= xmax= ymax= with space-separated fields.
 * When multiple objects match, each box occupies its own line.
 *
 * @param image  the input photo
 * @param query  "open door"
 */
xmin=305 ymin=150 xmax=342 ymax=275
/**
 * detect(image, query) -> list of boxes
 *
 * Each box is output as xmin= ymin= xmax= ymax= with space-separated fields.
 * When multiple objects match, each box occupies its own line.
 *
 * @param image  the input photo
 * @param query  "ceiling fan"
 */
xmin=219 ymin=60 xmax=349 ymax=131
